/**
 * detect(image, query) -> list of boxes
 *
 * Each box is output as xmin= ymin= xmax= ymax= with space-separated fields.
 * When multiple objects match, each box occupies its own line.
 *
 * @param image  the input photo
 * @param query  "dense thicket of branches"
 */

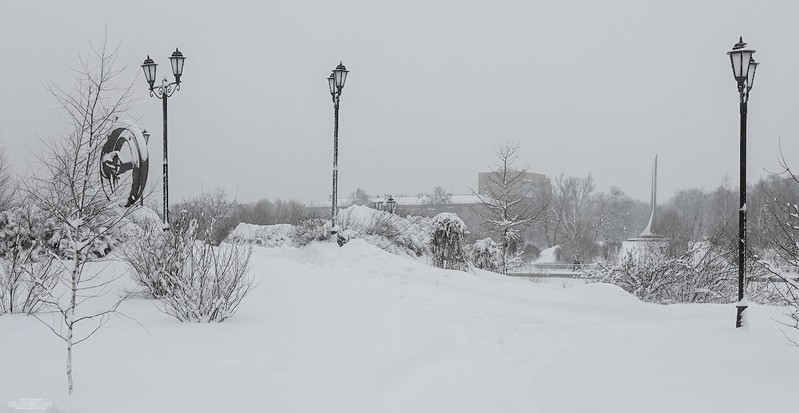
xmin=0 ymin=205 xmax=59 ymax=314
xmin=124 ymin=194 xmax=256 ymax=322
xmin=752 ymin=154 xmax=799 ymax=341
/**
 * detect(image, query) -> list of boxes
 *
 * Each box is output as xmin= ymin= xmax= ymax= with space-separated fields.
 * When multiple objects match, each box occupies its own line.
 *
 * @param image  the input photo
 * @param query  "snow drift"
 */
xmin=1 ymin=240 xmax=797 ymax=413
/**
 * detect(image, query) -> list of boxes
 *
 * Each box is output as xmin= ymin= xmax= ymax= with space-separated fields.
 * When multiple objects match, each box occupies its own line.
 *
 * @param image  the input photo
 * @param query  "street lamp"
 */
xmin=727 ymin=37 xmax=757 ymax=328
xmin=142 ymin=48 xmax=186 ymax=230
xmin=386 ymin=196 xmax=396 ymax=214
xmin=327 ymin=62 xmax=349 ymax=243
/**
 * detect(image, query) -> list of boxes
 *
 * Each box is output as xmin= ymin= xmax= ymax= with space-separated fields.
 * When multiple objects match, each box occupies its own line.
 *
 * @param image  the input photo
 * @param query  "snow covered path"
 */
xmin=1 ymin=240 xmax=797 ymax=412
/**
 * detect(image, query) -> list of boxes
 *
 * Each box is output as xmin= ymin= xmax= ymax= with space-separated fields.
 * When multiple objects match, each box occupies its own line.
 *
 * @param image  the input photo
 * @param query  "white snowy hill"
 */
xmin=1 ymin=240 xmax=797 ymax=412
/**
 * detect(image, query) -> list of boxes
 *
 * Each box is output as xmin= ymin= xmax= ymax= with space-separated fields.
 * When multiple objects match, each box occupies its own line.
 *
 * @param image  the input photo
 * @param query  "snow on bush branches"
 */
xmin=585 ymin=244 xmax=741 ymax=304
xmin=227 ymin=205 xmax=432 ymax=257
xmin=429 ymin=213 xmax=469 ymax=271
xmin=470 ymin=237 xmax=500 ymax=272
xmin=0 ymin=206 xmax=60 ymax=314
xmin=121 ymin=216 xmax=255 ymax=322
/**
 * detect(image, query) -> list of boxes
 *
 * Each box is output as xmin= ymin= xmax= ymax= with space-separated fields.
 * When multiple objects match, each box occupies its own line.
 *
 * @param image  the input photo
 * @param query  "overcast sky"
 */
xmin=2 ymin=0 xmax=798 ymax=205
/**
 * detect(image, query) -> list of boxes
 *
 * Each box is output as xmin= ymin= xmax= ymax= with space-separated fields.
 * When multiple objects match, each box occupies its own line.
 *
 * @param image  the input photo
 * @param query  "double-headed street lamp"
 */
xmin=141 ymin=48 xmax=186 ymax=229
xmin=327 ymin=62 xmax=349 ymax=242
xmin=727 ymin=37 xmax=758 ymax=328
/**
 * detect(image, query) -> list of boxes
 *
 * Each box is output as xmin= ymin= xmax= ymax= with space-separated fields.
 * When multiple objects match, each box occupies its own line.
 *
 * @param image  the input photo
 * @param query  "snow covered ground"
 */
xmin=1 ymin=240 xmax=798 ymax=412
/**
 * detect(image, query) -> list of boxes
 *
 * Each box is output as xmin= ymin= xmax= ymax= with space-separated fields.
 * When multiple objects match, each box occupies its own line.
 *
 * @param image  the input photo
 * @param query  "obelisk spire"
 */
xmin=640 ymin=155 xmax=658 ymax=237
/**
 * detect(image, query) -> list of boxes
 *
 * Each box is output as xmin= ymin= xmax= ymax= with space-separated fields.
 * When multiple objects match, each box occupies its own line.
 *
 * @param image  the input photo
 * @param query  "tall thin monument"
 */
xmin=640 ymin=155 xmax=658 ymax=238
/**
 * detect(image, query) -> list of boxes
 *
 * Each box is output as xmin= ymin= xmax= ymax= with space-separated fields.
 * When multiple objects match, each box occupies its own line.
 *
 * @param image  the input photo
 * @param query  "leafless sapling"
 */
xmin=25 ymin=36 xmax=138 ymax=395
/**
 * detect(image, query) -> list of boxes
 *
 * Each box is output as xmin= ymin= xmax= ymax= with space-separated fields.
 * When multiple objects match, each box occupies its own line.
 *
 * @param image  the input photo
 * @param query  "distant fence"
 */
xmin=508 ymin=263 xmax=595 ymax=278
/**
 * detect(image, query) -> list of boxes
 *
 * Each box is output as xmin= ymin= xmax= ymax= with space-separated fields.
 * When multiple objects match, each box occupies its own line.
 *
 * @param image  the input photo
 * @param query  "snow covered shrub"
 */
xmin=470 ymin=238 xmax=500 ymax=272
xmin=364 ymin=212 xmax=401 ymax=239
xmin=226 ymin=223 xmax=297 ymax=248
xmin=157 ymin=219 xmax=256 ymax=322
xmin=118 ymin=221 xmax=175 ymax=298
xmin=588 ymin=251 xmax=687 ymax=303
xmin=223 ymin=205 xmax=431 ymax=256
xmin=0 ymin=206 xmax=59 ymax=314
xmin=171 ymin=189 xmax=237 ymax=245
xmin=587 ymin=245 xmax=738 ymax=304
xmin=225 ymin=218 xmax=329 ymax=247
xmin=336 ymin=205 xmax=431 ymax=256
xmin=121 ymin=211 xmax=256 ymax=321
xmin=293 ymin=218 xmax=330 ymax=246
xmin=429 ymin=213 xmax=469 ymax=271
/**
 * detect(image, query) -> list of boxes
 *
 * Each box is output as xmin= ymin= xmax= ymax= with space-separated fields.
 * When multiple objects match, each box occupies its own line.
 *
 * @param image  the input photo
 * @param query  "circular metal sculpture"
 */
xmin=99 ymin=121 xmax=149 ymax=207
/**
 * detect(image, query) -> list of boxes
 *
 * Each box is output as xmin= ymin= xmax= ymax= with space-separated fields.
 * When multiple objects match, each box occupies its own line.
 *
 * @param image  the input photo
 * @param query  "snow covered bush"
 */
xmin=337 ymin=205 xmax=431 ymax=256
xmin=226 ymin=223 xmax=297 ymax=248
xmin=0 ymin=206 xmax=59 ymax=314
xmin=225 ymin=219 xmax=329 ymax=248
xmin=587 ymin=244 xmax=740 ymax=304
xmin=121 ymin=208 xmax=256 ymax=322
xmin=157 ymin=218 xmax=255 ymax=322
xmin=293 ymin=218 xmax=330 ymax=246
xmin=429 ymin=213 xmax=469 ymax=271
xmin=118 ymin=220 xmax=174 ymax=298
xmin=226 ymin=206 xmax=431 ymax=257
xmin=470 ymin=237 xmax=500 ymax=272
xmin=171 ymin=189 xmax=237 ymax=245
xmin=587 ymin=251 xmax=688 ymax=303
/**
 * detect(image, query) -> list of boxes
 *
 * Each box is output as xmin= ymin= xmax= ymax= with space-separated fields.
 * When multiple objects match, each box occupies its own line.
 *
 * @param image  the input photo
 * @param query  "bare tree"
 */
xmin=349 ymin=188 xmax=371 ymax=206
xmin=755 ymin=151 xmax=799 ymax=342
xmin=427 ymin=186 xmax=451 ymax=205
xmin=25 ymin=35 xmax=138 ymax=395
xmin=0 ymin=143 xmax=16 ymax=210
xmin=474 ymin=143 xmax=544 ymax=274
xmin=591 ymin=186 xmax=628 ymax=243
xmin=419 ymin=186 xmax=452 ymax=216
xmin=551 ymin=173 xmax=597 ymax=261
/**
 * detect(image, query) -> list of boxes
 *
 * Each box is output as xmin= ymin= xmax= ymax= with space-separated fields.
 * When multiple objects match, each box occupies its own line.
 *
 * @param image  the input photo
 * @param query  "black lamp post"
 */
xmin=327 ymin=62 xmax=349 ymax=241
xmin=141 ymin=48 xmax=186 ymax=230
xmin=727 ymin=37 xmax=758 ymax=328
xmin=386 ymin=196 xmax=396 ymax=214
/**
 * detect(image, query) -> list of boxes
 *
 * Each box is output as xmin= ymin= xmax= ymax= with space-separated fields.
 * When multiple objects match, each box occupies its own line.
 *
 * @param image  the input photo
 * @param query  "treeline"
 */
xmin=535 ymin=171 xmax=799 ymax=264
